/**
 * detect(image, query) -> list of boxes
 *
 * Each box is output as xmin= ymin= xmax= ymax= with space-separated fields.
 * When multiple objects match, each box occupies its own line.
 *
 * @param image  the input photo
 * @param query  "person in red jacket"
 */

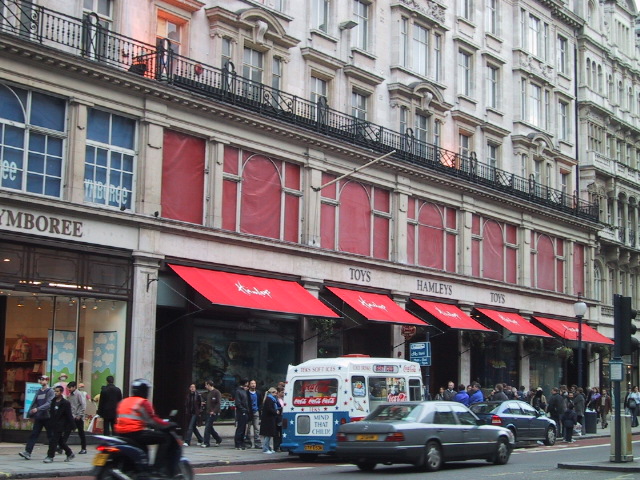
xmin=115 ymin=379 xmax=172 ymax=470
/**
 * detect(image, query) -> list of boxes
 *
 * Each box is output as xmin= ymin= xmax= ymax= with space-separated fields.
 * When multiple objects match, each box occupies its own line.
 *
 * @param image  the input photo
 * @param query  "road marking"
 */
xmin=197 ymin=472 xmax=242 ymax=475
xmin=273 ymin=467 xmax=315 ymax=471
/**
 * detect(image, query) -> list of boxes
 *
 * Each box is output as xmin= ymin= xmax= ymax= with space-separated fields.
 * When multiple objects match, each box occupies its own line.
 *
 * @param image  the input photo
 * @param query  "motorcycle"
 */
xmin=92 ymin=417 xmax=193 ymax=480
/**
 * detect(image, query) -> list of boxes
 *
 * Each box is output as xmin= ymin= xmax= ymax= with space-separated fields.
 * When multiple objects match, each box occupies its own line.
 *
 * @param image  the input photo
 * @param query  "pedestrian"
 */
xmin=234 ymin=379 xmax=250 ymax=450
xmin=490 ymin=384 xmax=508 ymax=401
xmin=442 ymin=381 xmax=456 ymax=401
xmin=97 ymin=375 xmax=122 ymax=436
xmin=469 ymin=382 xmax=484 ymax=404
xmin=274 ymin=386 xmax=285 ymax=452
xmin=434 ymin=387 xmax=445 ymax=400
xmin=201 ymin=380 xmax=223 ymax=447
xmin=260 ymin=387 xmax=280 ymax=454
xmin=530 ymin=387 xmax=547 ymax=411
xmin=183 ymin=383 xmax=204 ymax=447
xmin=64 ymin=381 xmax=87 ymax=454
xmin=546 ymin=387 xmax=566 ymax=437
xmin=19 ymin=375 xmax=54 ymax=460
xmin=599 ymin=388 xmax=612 ymax=428
xmin=245 ymin=379 xmax=262 ymax=449
xmin=453 ymin=383 xmax=470 ymax=406
xmin=573 ymin=387 xmax=586 ymax=427
xmin=561 ymin=403 xmax=579 ymax=443
xmin=626 ymin=385 xmax=640 ymax=427
xmin=44 ymin=386 xmax=75 ymax=463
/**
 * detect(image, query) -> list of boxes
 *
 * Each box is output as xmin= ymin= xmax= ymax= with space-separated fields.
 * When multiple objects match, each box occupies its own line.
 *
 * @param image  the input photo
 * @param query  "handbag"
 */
xmin=628 ymin=398 xmax=637 ymax=409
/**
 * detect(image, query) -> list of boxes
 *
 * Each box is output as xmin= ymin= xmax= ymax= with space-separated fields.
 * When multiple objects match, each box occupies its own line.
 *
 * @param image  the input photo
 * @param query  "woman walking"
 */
xmin=260 ymin=387 xmax=281 ymax=454
xmin=626 ymin=386 xmax=640 ymax=428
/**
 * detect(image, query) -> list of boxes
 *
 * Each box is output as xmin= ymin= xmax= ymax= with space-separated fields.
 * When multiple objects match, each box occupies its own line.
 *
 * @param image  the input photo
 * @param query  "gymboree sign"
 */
xmin=0 ymin=207 xmax=83 ymax=238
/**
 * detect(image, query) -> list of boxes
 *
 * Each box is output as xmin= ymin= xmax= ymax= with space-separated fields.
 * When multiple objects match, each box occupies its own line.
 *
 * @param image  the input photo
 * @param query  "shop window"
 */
xmin=0 ymin=84 xmax=66 ymax=198
xmin=3 ymin=295 xmax=127 ymax=430
xmin=84 ymin=109 xmax=136 ymax=210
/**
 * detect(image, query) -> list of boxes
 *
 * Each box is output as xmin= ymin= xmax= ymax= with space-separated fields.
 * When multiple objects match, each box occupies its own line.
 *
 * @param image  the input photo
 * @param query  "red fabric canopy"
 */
xmin=475 ymin=308 xmax=551 ymax=337
xmin=169 ymin=264 xmax=338 ymax=317
xmin=326 ymin=286 xmax=427 ymax=326
xmin=411 ymin=300 xmax=492 ymax=331
xmin=533 ymin=317 xmax=614 ymax=345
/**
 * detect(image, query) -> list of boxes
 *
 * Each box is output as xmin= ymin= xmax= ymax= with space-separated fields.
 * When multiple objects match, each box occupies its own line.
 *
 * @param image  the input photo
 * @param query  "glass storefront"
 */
xmin=470 ymin=337 xmax=519 ymax=389
xmin=2 ymin=293 xmax=127 ymax=430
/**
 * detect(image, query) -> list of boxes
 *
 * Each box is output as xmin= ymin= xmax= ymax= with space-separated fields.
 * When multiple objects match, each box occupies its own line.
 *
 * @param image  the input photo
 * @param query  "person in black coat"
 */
xmin=234 ymin=379 xmax=249 ymax=450
xmin=97 ymin=375 xmax=123 ymax=436
xmin=44 ymin=386 xmax=74 ymax=463
xmin=561 ymin=403 xmax=579 ymax=443
xmin=259 ymin=387 xmax=281 ymax=454
xmin=183 ymin=383 xmax=204 ymax=447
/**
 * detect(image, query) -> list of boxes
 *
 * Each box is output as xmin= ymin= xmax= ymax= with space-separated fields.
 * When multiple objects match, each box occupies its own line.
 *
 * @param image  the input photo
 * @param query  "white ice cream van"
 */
xmin=280 ymin=355 xmax=424 ymax=459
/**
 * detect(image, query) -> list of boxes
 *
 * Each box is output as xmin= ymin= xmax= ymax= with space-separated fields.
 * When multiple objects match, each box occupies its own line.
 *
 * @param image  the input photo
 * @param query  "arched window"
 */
xmin=608 ymin=75 xmax=614 ymax=99
xmin=593 ymin=264 xmax=602 ymax=302
xmin=587 ymin=0 xmax=595 ymax=25
xmin=592 ymin=62 xmax=597 ymax=89
xmin=586 ymin=60 xmax=592 ymax=88
xmin=597 ymin=65 xmax=603 ymax=93
xmin=618 ymin=81 xmax=624 ymax=107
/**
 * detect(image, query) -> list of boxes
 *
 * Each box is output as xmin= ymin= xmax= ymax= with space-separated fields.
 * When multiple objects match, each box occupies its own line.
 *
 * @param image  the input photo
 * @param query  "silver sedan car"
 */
xmin=336 ymin=401 xmax=515 ymax=472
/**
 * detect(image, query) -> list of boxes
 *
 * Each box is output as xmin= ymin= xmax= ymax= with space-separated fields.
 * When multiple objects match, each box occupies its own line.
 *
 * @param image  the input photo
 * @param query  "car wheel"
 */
xmin=356 ymin=461 xmax=377 ymax=471
xmin=492 ymin=438 xmax=511 ymax=465
xmin=543 ymin=425 xmax=556 ymax=446
xmin=423 ymin=441 xmax=443 ymax=472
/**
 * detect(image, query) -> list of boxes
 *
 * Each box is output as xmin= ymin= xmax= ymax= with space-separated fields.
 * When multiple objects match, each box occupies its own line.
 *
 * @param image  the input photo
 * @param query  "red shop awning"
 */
xmin=411 ymin=300 xmax=492 ymax=331
xmin=533 ymin=317 xmax=614 ymax=345
xmin=169 ymin=264 xmax=338 ymax=317
xmin=475 ymin=308 xmax=552 ymax=337
xmin=326 ymin=286 xmax=427 ymax=326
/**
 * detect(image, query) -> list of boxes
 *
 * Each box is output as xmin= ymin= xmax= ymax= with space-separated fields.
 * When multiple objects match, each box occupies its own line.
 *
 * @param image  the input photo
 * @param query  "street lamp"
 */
xmin=574 ymin=298 xmax=588 ymax=388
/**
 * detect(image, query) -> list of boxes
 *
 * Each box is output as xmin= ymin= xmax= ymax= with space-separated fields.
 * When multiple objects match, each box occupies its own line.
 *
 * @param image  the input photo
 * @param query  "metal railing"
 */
xmin=0 ymin=0 xmax=599 ymax=221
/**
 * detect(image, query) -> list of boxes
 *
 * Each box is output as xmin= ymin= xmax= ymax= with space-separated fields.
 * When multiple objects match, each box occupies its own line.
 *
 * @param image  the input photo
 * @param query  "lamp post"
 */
xmin=574 ymin=299 xmax=588 ymax=388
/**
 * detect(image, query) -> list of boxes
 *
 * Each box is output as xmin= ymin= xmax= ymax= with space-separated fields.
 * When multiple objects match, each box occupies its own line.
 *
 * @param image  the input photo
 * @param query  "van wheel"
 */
xmin=299 ymin=453 xmax=318 ymax=462
xmin=423 ymin=441 xmax=443 ymax=472
xmin=356 ymin=461 xmax=376 ymax=471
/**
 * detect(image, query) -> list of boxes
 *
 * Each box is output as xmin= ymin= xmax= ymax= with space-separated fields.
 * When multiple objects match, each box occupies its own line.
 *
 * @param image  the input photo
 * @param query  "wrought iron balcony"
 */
xmin=0 ymin=0 xmax=599 ymax=222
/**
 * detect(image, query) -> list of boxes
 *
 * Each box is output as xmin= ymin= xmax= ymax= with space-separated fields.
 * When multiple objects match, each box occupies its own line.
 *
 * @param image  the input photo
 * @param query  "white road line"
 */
xmin=196 ymin=472 xmax=242 ymax=475
xmin=273 ymin=467 xmax=316 ymax=471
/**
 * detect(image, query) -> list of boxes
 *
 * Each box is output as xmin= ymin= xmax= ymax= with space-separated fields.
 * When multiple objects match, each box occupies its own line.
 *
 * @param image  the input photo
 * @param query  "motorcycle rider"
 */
xmin=115 ymin=379 xmax=173 ymax=474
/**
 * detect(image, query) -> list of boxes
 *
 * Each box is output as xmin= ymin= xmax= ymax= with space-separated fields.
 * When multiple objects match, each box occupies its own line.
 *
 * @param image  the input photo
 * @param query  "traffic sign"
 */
xmin=410 ymin=341 xmax=431 ymax=366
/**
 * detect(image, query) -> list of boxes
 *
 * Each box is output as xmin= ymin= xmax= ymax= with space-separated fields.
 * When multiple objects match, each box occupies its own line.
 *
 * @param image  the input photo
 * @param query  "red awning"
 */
xmin=533 ymin=317 xmax=614 ymax=345
xmin=326 ymin=286 xmax=427 ymax=326
xmin=169 ymin=264 xmax=339 ymax=317
xmin=411 ymin=300 xmax=492 ymax=331
xmin=475 ymin=308 xmax=552 ymax=337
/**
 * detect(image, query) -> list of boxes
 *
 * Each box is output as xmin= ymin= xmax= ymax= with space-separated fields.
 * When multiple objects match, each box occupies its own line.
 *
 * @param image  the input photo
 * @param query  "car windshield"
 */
xmin=367 ymin=404 xmax=424 ymax=422
xmin=469 ymin=403 xmax=500 ymax=414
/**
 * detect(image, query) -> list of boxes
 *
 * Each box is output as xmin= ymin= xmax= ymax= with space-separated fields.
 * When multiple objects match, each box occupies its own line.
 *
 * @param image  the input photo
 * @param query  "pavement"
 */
xmin=1 ymin=421 xmax=640 ymax=478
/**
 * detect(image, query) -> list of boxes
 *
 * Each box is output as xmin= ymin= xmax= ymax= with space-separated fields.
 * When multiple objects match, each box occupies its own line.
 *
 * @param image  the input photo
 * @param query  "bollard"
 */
xmin=610 ymin=414 xmax=634 ymax=462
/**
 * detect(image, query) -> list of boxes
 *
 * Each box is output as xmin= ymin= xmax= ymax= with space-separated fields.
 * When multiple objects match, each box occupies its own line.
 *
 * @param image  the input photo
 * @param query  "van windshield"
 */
xmin=292 ymin=378 xmax=339 ymax=407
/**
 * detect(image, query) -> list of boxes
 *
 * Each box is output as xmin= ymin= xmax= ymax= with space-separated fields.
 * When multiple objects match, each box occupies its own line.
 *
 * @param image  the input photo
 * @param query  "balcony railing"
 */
xmin=0 ymin=0 xmax=599 ymax=222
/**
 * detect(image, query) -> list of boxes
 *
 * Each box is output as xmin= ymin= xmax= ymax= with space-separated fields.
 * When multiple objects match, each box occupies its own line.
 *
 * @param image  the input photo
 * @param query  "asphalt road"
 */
xmin=22 ymin=437 xmax=640 ymax=480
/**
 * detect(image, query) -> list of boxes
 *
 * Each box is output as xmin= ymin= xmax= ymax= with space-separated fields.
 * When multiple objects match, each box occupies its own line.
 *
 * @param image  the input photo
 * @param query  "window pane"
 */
xmin=30 ymin=92 xmax=66 ymax=131
xmin=0 ymin=85 xmax=26 ymax=123
xmin=87 ymin=109 xmax=110 ymax=143
xmin=111 ymin=115 xmax=135 ymax=149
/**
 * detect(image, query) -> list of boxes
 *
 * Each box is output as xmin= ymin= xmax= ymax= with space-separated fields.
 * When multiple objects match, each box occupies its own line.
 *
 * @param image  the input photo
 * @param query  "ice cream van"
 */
xmin=280 ymin=355 xmax=424 ymax=459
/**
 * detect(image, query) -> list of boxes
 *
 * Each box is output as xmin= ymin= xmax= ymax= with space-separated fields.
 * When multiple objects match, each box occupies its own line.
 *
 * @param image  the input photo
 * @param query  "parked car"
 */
xmin=336 ymin=401 xmax=515 ymax=472
xmin=469 ymin=400 xmax=556 ymax=445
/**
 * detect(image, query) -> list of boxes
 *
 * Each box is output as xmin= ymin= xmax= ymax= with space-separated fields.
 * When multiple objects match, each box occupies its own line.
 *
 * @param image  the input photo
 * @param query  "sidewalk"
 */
xmin=0 ymin=423 xmax=288 ymax=479
xmin=0 ymin=421 xmax=638 ymax=478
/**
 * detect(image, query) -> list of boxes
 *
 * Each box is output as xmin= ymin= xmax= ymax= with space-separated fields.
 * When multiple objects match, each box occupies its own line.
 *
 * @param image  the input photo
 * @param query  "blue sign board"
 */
xmin=410 ymin=342 xmax=431 ymax=366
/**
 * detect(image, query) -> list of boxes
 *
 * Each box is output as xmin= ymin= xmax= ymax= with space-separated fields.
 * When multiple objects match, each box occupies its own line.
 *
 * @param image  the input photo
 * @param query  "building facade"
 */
xmin=0 ymin=0 xmax=637 ymax=431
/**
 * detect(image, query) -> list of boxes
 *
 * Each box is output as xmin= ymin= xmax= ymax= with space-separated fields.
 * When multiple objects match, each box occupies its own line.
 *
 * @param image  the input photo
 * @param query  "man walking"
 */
xmin=234 ymin=379 xmax=249 ymax=450
xmin=64 ymin=381 xmax=87 ymax=454
xmin=97 ymin=375 xmax=122 ymax=436
xmin=201 ymin=380 xmax=223 ymax=448
xmin=43 ymin=386 xmax=75 ymax=463
xmin=19 ymin=375 xmax=54 ymax=460
xmin=547 ymin=387 xmax=566 ymax=438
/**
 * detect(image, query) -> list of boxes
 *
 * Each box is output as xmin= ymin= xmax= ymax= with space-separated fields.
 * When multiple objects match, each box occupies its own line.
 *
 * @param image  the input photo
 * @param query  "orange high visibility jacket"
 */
xmin=115 ymin=396 xmax=168 ymax=434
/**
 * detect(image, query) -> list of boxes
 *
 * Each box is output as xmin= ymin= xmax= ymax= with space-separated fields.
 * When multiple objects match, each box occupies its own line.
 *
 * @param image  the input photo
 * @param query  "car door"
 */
xmin=503 ymin=402 xmax=527 ymax=439
xmin=450 ymin=404 xmax=493 ymax=458
xmin=430 ymin=404 xmax=463 ymax=460
xmin=519 ymin=401 xmax=542 ymax=440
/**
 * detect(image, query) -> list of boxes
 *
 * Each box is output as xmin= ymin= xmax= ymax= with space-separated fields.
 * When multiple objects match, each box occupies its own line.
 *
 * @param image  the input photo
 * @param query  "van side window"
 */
xmin=351 ymin=376 xmax=366 ymax=397
xmin=409 ymin=379 xmax=422 ymax=401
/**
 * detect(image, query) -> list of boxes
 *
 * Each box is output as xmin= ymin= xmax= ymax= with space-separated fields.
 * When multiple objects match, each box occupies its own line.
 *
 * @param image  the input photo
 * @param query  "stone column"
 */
xmin=67 ymin=100 xmax=89 ymax=204
xmin=519 ymin=309 xmax=534 ymax=390
xmin=208 ymin=138 xmax=228 ymax=229
xmin=300 ymin=277 xmax=326 ymax=361
xmin=301 ymin=149 xmax=326 ymax=247
xmin=521 ymin=218 xmax=532 ymax=287
xmin=460 ymin=197 xmax=476 ymax=277
xmin=129 ymin=251 xmax=163 ymax=385
xmin=458 ymin=302 xmax=474 ymax=386
xmin=391 ymin=291 xmax=411 ymax=359
xmin=393 ymin=179 xmax=411 ymax=264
